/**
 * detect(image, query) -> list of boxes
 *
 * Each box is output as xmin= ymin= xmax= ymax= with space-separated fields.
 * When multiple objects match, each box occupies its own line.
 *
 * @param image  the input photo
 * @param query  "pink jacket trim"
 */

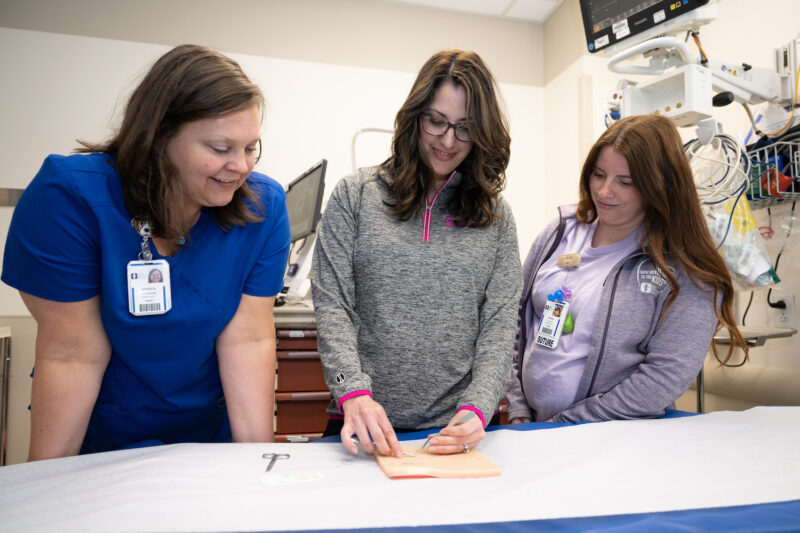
xmin=337 ymin=389 xmax=373 ymax=412
xmin=458 ymin=405 xmax=486 ymax=428
xmin=422 ymin=170 xmax=456 ymax=242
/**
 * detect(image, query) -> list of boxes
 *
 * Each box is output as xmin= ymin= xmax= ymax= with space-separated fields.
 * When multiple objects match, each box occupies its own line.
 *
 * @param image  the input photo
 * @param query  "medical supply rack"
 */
xmin=746 ymin=140 xmax=800 ymax=210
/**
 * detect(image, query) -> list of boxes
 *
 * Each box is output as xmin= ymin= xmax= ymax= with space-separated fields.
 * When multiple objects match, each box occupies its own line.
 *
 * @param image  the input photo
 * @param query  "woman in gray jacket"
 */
xmin=312 ymin=51 xmax=522 ymax=456
xmin=507 ymin=114 xmax=746 ymax=423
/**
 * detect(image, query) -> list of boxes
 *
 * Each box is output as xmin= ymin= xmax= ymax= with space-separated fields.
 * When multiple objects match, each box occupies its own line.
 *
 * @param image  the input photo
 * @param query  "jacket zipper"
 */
xmin=587 ymin=251 xmax=647 ymax=396
xmin=422 ymin=171 xmax=455 ymax=242
xmin=587 ymin=266 xmax=623 ymax=397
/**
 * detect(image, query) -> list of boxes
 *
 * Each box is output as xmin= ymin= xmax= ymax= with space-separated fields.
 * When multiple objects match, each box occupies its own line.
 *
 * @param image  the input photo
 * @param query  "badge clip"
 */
xmin=557 ymin=253 xmax=581 ymax=268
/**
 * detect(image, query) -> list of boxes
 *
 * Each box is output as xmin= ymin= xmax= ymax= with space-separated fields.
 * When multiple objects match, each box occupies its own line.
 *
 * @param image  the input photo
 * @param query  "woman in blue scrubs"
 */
xmin=2 ymin=45 xmax=291 ymax=460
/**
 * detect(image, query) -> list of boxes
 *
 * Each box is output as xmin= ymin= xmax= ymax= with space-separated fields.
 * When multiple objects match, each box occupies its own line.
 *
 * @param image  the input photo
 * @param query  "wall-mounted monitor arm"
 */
xmin=705 ymin=59 xmax=784 ymax=105
xmin=608 ymin=36 xmax=694 ymax=76
xmin=610 ymin=35 xmax=785 ymax=105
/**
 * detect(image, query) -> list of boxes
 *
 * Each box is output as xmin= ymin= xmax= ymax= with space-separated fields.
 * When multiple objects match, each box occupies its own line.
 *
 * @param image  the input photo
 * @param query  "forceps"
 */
xmin=262 ymin=452 xmax=290 ymax=472
xmin=415 ymin=411 xmax=477 ymax=453
xmin=351 ymin=436 xmax=415 ymax=457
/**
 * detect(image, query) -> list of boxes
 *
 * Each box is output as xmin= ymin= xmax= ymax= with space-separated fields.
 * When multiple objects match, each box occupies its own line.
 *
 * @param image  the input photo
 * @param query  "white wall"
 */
xmin=0 ymin=27 xmax=544 ymax=464
xmin=0 ymin=0 xmax=544 ymax=87
xmin=0 ymin=27 xmax=543 ymax=315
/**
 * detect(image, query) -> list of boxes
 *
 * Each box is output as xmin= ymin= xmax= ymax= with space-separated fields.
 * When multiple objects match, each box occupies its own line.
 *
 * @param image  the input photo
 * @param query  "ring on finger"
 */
xmin=462 ymin=443 xmax=470 ymax=453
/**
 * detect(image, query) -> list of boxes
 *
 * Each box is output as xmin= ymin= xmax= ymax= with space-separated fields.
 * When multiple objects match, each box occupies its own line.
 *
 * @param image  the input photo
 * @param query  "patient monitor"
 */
xmin=579 ymin=0 xmax=798 ymax=141
xmin=580 ymin=0 xmax=716 ymax=56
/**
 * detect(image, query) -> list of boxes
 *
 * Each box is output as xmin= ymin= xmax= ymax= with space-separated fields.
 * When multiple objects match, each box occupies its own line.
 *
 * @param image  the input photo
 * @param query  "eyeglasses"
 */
xmin=420 ymin=113 xmax=473 ymax=143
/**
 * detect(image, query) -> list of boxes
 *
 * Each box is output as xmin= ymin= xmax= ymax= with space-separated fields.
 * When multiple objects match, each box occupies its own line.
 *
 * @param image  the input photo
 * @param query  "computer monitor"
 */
xmin=580 ymin=0 xmax=715 ymax=54
xmin=285 ymin=159 xmax=326 ymax=242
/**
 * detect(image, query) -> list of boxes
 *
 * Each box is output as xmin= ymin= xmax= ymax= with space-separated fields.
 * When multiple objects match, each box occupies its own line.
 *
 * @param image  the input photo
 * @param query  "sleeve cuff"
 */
xmin=336 ymin=389 xmax=372 ymax=412
xmin=457 ymin=405 xmax=486 ymax=428
xmin=507 ymin=407 xmax=534 ymax=422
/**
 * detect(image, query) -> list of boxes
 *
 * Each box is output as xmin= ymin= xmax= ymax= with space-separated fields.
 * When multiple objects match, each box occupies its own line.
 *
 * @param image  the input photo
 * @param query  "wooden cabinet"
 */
xmin=273 ymin=309 xmax=330 ymax=443
xmin=498 ymin=401 xmax=509 ymax=425
xmin=271 ymin=304 xmax=508 ymax=442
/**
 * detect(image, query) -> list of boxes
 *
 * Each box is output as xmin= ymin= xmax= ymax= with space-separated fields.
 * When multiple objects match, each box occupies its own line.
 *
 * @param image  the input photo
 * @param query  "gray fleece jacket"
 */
xmin=506 ymin=205 xmax=718 ymax=423
xmin=310 ymin=167 xmax=522 ymax=429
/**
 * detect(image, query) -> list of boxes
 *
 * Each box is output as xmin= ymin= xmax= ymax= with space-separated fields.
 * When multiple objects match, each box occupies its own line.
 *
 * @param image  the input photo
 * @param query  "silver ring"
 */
xmin=463 ymin=443 xmax=470 ymax=453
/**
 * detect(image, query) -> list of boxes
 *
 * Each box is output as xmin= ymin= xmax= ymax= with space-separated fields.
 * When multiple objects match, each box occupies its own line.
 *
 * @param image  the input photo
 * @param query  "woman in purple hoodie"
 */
xmin=507 ymin=114 xmax=746 ymax=423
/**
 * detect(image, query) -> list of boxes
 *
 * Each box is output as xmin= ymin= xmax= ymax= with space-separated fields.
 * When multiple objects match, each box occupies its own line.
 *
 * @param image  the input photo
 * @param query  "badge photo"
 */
xmin=535 ymin=299 xmax=570 ymax=350
xmin=127 ymin=259 xmax=172 ymax=316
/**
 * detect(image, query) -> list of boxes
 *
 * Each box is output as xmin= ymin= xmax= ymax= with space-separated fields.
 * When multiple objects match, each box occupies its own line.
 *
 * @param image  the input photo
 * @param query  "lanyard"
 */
xmin=127 ymin=219 xmax=172 ymax=316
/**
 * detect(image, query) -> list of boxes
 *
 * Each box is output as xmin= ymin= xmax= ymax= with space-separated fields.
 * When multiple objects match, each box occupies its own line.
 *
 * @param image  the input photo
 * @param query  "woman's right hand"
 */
xmin=510 ymin=417 xmax=532 ymax=424
xmin=340 ymin=395 xmax=403 ymax=458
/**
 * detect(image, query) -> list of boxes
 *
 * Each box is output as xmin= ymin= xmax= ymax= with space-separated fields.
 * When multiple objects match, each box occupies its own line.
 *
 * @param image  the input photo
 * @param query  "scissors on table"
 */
xmin=262 ymin=452 xmax=290 ymax=472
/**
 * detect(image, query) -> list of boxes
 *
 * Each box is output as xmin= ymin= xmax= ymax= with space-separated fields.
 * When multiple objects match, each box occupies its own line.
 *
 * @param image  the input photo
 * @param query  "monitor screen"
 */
xmin=285 ymin=159 xmax=327 ymax=242
xmin=579 ymin=0 xmax=712 ymax=54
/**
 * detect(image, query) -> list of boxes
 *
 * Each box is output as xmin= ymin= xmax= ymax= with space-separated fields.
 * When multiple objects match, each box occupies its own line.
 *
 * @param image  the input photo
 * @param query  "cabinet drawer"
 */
xmin=275 ymin=392 xmax=330 ymax=434
xmin=276 ymin=351 xmax=326 ymax=392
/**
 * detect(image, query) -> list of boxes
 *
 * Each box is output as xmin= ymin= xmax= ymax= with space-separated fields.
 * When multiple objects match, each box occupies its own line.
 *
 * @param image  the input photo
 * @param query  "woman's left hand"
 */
xmin=427 ymin=410 xmax=485 ymax=455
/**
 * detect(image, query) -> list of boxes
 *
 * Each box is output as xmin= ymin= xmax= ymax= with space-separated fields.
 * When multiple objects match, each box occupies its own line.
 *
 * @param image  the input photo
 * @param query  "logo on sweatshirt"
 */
xmin=636 ymin=259 xmax=674 ymax=294
xmin=445 ymin=216 xmax=472 ymax=228
xmin=335 ymin=372 xmax=346 ymax=384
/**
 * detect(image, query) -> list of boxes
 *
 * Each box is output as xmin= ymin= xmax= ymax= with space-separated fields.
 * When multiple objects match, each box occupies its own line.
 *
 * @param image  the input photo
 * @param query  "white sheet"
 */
xmin=1 ymin=407 xmax=799 ymax=532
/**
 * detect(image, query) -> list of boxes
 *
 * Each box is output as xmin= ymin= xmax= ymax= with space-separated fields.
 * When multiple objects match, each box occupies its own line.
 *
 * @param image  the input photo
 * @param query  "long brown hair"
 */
xmin=576 ymin=114 xmax=746 ymax=362
xmin=77 ymin=44 xmax=265 ymax=237
xmin=381 ymin=50 xmax=510 ymax=228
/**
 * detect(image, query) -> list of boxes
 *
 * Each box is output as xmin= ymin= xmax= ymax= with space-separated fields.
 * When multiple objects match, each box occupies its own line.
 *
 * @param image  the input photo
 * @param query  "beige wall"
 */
xmin=543 ymin=0 xmax=584 ymax=85
xmin=0 ymin=0 xmax=543 ymax=87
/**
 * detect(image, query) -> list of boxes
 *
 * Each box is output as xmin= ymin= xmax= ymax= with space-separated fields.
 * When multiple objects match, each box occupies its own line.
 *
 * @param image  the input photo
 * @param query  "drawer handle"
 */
xmin=277 ymin=351 xmax=320 ymax=360
xmin=275 ymin=392 xmax=331 ymax=401
xmin=277 ymin=330 xmax=318 ymax=339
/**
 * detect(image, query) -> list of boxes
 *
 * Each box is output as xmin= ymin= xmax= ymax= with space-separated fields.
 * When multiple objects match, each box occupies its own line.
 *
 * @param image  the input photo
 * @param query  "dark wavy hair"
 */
xmin=77 ymin=44 xmax=265 ymax=237
xmin=576 ymin=114 xmax=746 ymax=363
xmin=381 ymin=50 xmax=510 ymax=228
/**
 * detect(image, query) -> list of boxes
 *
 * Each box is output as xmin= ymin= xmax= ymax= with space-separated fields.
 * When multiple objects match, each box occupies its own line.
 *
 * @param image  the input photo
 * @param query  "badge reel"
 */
xmin=127 ymin=221 xmax=172 ymax=316
xmin=534 ymin=290 xmax=570 ymax=350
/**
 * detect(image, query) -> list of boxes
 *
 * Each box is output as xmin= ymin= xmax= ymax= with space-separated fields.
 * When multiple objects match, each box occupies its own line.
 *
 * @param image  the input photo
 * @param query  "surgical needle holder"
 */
xmin=415 ymin=411 xmax=477 ymax=453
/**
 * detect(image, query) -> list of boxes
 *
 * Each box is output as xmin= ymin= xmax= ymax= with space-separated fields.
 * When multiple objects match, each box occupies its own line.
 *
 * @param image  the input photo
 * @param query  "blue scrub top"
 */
xmin=2 ymin=153 xmax=291 ymax=453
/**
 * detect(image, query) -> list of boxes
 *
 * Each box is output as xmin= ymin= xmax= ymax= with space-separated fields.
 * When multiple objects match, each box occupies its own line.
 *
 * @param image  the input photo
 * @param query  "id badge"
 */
xmin=127 ymin=259 xmax=172 ymax=316
xmin=535 ymin=300 xmax=570 ymax=350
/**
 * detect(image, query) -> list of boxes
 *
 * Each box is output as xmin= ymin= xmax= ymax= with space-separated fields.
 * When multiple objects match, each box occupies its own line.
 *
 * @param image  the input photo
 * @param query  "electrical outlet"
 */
xmin=775 ymin=294 xmax=796 ymax=328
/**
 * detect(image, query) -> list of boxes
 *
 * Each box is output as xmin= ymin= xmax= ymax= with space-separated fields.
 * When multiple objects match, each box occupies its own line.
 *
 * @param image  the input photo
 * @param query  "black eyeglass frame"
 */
xmin=419 ymin=112 xmax=473 ymax=143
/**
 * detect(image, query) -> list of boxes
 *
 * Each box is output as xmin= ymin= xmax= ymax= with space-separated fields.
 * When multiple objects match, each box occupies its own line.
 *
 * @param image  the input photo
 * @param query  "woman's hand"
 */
xmin=427 ymin=410 xmax=485 ymax=455
xmin=510 ymin=417 xmax=532 ymax=424
xmin=340 ymin=395 xmax=403 ymax=457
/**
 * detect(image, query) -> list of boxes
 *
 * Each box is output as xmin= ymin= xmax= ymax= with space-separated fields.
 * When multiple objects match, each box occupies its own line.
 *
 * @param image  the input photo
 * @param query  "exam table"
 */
xmin=0 ymin=407 xmax=798 ymax=532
